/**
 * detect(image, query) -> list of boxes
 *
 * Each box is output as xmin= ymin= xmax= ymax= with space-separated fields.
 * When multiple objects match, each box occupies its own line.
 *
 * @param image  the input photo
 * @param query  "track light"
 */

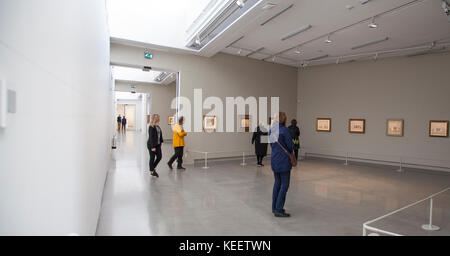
xmin=294 ymin=48 xmax=301 ymax=54
xmin=325 ymin=34 xmax=332 ymax=43
xmin=272 ymin=56 xmax=276 ymax=62
xmin=236 ymin=0 xmax=245 ymax=8
xmin=194 ymin=36 xmax=201 ymax=46
xmin=360 ymin=0 xmax=370 ymax=4
xmin=443 ymin=0 xmax=449 ymax=15
xmin=369 ymin=17 xmax=378 ymax=28
xmin=238 ymin=49 xmax=242 ymax=55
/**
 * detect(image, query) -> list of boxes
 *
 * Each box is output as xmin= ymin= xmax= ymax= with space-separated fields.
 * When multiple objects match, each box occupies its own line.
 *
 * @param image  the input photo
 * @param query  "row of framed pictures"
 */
xmin=168 ymin=115 xmax=221 ymax=131
xmin=316 ymin=118 xmax=449 ymax=137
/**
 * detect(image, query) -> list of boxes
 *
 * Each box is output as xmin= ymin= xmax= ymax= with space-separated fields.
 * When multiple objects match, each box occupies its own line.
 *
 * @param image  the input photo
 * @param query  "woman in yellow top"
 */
xmin=167 ymin=116 xmax=187 ymax=170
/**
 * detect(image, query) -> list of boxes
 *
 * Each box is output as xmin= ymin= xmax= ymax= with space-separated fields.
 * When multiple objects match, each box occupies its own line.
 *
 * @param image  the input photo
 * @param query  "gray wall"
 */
xmin=111 ymin=43 xmax=298 ymax=161
xmin=297 ymin=52 xmax=450 ymax=170
xmin=115 ymin=81 xmax=176 ymax=139
xmin=0 ymin=0 xmax=111 ymax=235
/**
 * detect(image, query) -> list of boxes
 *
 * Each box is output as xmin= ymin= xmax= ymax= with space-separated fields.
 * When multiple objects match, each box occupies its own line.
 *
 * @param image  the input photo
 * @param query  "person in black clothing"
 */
xmin=288 ymin=119 xmax=300 ymax=160
xmin=252 ymin=123 xmax=269 ymax=167
xmin=147 ymin=114 xmax=163 ymax=177
xmin=121 ymin=116 xmax=127 ymax=133
xmin=117 ymin=115 xmax=122 ymax=132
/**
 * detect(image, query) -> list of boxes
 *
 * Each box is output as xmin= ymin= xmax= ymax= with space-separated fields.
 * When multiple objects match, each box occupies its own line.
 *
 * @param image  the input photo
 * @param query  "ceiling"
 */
xmin=213 ymin=0 xmax=450 ymax=67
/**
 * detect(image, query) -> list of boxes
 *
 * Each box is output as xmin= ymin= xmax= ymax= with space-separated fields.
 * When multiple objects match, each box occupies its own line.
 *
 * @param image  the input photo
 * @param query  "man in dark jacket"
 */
xmin=121 ymin=116 xmax=127 ymax=133
xmin=288 ymin=119 xmax=300 ymax=160
xmin=117 ymin=115 xmax=122 ymax=132
xmin=252 ymin=123 xmax=268 ymax=166
xmin=270 ymin=112 xmax=294 ymax=217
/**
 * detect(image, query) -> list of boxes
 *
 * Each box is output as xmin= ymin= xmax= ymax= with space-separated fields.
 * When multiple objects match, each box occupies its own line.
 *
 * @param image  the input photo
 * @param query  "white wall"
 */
xmin=0 ymin=0 xmax=111 ymax=235
xmin=297 ymin=52 xmax=450 ymax=170
xmin=115 ymin=81 xmax=176 ymax=140
xmin=111 ymin=43 xmax=298 ymax=162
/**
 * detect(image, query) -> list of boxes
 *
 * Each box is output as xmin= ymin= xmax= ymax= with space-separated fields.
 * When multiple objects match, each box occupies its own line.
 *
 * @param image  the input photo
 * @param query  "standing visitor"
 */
xmin=117 ymin=115 xmax=122 ymax=132
xmin=270 ymin=112 xmax=294 ymax=217
xmin=252 ymin=123 xmax=268 ymax=167
xmin=167 ymin=116 xmax=187 ymax=170
xmin=288 ymin=119 xmax=300 ymax=160
xmin=147 ymin=114 xmax=163 ymax=177
xmin=121 ymin=116 xmax=127 ymax=133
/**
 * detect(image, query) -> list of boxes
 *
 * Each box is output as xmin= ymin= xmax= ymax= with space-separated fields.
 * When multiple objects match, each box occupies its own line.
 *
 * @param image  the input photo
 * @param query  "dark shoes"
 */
xmin=167 ymin=163 xmax=173 ymax=170
xmin=151 ymin=170 xmax=159 ymax=178
xmin=177 ymin=166 xmax=186 ymax=170
xmin=274 ymin=212 xmax=291 ymax=217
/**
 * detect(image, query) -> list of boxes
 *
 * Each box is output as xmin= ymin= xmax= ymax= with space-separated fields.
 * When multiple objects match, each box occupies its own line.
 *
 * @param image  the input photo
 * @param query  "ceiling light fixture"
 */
xmin=262 ymin=3 xmax=276 ymax=10
xmin=238 ymin=49 xmax=242 ymax=55
xmin=325 ymin=34 xmax=332 ymax=43
xmin=194 ymin=35 xmax=201 ymax=45
xmin=294 ymin=48 xmax=301 ymax=54
xmin=281 ymin=24 xmax=312 ymax=41
xmin=226 ymin=36 xmax=244 ymax=48
xmin=236 ymin=0 xmax=245 ymax=8
xmin=369 ymin=17 xmax=378 ymax=28
xmin=272 ymin=56 xmax=276 ymax=62
xmin=260 ymin=4 xmax=294 ymax=26
xmin=307 ymin=54 xmax=329 ymax=61
xmin=360 ymin=0 xmax=370 ymax=4
xmin=351 ymin=37 xmax=389 ymax=50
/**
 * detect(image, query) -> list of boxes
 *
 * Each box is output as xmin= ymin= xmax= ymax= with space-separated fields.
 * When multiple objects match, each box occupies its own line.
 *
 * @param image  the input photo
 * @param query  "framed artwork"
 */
xmin=349 ymin=119 xmax=365 ymax=134
xmin=429 ymin=120 xmax=449 ymax=137
xmin=386 ymin=119 xmax=404 ymax=137
xmin=203 ymin=115 xmax=217 ymax=131
xmin=168 ymin=115 xmax=175 ymax=125
xmin=316 ymin=118 xmax=331 ymax=132
xmin=239 ymin=115 xmax=250 ymax=132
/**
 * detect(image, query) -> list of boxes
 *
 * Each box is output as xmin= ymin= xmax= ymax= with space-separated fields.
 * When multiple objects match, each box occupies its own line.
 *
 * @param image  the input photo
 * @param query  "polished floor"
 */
xmin=96 ymin=131 xmax=450 ymax=236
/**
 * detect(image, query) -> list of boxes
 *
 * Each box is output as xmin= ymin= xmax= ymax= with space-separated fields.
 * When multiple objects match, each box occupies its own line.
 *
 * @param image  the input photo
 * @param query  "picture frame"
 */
xmin=168 ymin=115 xmax=175 ymax=125
xmin=316 ymin=118 xmax=331 ymax=132
xmin=239 ymin=115 xmax=250 ymax=132
xmin=429 ymin=120 xmax=449 ymax=137
xmin=386 ymin=119 xmax=404 ymax=137
xmin=203 ymin=115 xmax=217 ymax=131
xmin=349 ymin=119 xmax=365 ymax=134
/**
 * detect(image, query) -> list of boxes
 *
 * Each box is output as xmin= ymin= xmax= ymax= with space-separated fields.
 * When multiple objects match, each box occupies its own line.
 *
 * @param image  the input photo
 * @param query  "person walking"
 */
xmin=252 ymin=123 xmax=268 ymax=167
xmin=167 ymin=116 xmax=187 ymax=170
xmin=269 ymin=112 xmax=294 ymax=217
xmin=121 ymin=116 xmax=127 ymax=133
xmin=147 ymin=114 xmax=163 ymax=177
xmin=288 ymin=119 xmax=300 ymax=160
xmin=117 ymin=115 xmax=122 ymax=132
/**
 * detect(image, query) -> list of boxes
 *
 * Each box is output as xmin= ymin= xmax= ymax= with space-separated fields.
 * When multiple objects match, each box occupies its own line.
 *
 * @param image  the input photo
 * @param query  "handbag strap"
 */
xmin=276 ymin=141 xmax=291 ymax=157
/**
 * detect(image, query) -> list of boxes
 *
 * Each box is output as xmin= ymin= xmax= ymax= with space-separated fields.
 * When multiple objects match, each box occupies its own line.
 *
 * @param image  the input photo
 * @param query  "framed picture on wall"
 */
xmin=203 ymin=116 xmax=217 ymax=131
xmin=316 ymin=118 xmax=331 ymax=132
xmin=429 ymin=120 xmax=449 ymax=137
xmin=386 ymin=119 xmax=404 ymax=137
xmin=238 ymin=115 xmax=250 ymax=132
xmin=168 ymin=115 xmax=175 ymax=125
xmin=349 ymin=119 xmax=365 ymax=134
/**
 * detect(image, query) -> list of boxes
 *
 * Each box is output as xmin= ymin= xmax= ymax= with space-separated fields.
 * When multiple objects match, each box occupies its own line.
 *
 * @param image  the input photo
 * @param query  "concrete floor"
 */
xmin=96 ymin=131 xmax=450 ymax=236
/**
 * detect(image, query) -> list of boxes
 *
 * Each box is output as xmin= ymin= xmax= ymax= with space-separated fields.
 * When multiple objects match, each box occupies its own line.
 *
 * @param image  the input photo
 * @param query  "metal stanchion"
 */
xmin=240 ymin=152 xmax=247 ymax=166
xmin=344 ymin=152 xmax=349 ymax=166
xmin=396 ymin=157 xmax=403 ymax=172
xmin=202 ymin=152 xmax=209 ymax=169
xmin=422 ymin=198 xmax=440 ymax=231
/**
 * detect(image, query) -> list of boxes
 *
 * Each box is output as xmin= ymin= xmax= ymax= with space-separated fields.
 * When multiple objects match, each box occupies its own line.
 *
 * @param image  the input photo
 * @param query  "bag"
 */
xmin=276 ymin=141 xmax=297 ymax=167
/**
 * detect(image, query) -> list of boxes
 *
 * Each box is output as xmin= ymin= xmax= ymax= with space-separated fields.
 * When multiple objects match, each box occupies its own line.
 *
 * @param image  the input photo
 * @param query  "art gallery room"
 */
xmin=1 ymin=0 xmax=450 ymax=238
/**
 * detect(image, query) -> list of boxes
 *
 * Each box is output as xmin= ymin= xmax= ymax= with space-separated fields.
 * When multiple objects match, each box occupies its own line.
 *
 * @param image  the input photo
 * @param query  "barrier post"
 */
xmin=344 ymin=152 xmax=349 ymax=166
xmin=422 ymin=198 xmax=440 ymax=231
xmin=240 ymin=152 xmax=247 ymax=166
xmin=396 ymin=157 xmax=403 ymax=172
xmin=202 ymin=152 xmax=210 ymax=169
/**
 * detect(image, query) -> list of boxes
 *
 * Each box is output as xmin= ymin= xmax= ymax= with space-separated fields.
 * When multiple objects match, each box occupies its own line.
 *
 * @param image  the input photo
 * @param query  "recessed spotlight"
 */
xmin=369 ymin=17 xmax=378 ymax=28
xmin=325 ymin=34 xmax=332 ymax=43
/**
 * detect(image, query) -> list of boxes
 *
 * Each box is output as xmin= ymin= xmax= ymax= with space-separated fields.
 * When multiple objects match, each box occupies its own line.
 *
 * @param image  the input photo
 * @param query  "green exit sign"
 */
xmin=144 ymin=52 xmax=153 ymax=59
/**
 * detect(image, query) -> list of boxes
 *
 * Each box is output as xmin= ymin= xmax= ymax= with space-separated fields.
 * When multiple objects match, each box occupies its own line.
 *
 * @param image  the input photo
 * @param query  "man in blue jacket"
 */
xmin=269 ymin=112 xmax=294 ymax=217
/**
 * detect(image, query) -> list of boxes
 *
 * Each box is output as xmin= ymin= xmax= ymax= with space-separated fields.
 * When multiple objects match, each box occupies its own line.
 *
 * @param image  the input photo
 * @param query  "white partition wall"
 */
xmin=0 ymin=0 xmax=111 ymax=235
